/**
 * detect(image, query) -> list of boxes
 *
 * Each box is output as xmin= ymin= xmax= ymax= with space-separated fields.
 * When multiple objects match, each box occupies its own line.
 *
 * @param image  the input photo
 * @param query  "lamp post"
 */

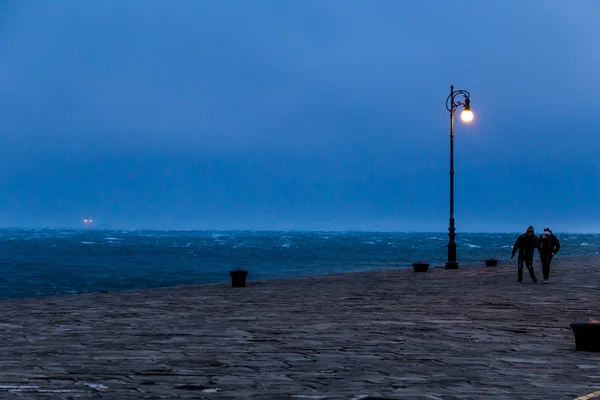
xmin=445 ymin=85 xmax=473 ymax=269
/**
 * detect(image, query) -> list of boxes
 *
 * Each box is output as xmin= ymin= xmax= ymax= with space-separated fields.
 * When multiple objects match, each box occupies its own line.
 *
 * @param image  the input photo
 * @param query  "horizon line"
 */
xmin=0 ymin=226 xmax=598 ymax=234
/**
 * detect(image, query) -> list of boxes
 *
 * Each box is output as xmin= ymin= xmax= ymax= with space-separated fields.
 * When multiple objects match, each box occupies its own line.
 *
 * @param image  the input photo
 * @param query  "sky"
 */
xmin=0 ymin=0 xmax=599 ymax=232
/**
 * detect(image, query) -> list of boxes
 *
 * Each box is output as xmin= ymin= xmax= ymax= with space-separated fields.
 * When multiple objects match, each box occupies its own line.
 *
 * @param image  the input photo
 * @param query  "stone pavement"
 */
xmin=1 ymin=256 xmax=599 ymax=399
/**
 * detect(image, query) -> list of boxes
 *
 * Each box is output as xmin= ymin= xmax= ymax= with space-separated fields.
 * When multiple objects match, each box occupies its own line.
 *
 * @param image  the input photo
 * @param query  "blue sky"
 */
xmin=0 ymin=0 xmax=599 ymax=232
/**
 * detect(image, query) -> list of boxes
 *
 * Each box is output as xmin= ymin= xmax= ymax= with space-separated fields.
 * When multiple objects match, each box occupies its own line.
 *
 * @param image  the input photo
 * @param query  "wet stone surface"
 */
xmin=1 ymin=257 xmax=600 ymax=399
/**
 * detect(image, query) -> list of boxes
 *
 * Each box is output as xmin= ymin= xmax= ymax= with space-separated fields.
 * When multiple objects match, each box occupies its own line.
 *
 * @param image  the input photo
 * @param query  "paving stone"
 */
xmin=1 ymin=257 xmax=600 ymax=398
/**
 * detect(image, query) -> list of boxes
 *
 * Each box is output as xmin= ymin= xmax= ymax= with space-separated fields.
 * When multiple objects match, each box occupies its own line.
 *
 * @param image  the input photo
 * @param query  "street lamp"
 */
xmin=445 ymin=85 xmax=473 ymax=269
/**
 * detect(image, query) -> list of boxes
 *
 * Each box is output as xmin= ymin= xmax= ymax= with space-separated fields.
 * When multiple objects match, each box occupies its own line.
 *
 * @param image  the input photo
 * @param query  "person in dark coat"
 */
xmin=511 ymin=226 xmax=538 ymax=283
xmin=537 ymin=228 xmax=560 ymax=284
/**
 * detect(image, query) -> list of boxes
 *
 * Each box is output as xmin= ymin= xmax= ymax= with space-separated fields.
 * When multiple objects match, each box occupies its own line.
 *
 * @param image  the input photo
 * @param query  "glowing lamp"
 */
xmin=460 ymin=109 xmax=473 ymax=122
xmin=460 ymin=97 xmax=473 ymax=122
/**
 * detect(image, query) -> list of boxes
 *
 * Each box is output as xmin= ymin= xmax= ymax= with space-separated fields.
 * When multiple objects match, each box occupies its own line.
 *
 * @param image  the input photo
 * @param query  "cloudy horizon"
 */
xmin=0 ymin=1 xmax=599 ymax=233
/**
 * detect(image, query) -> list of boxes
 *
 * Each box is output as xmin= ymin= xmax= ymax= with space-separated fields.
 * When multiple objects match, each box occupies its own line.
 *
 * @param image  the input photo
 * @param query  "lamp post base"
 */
xmin=445 ymin=261 xmax=459 ymax=270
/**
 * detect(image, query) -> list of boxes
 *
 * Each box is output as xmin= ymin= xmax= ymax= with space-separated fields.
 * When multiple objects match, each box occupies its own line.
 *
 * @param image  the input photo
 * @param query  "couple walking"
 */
xmin=511 ymin=226 xmax=560 ymax=284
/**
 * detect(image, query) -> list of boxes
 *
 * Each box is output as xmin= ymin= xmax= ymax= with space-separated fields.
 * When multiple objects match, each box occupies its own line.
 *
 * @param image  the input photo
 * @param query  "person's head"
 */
xmin=526 ymin=226 xmax=534 ymax=236
xmin=543 ymin=228 xmax=552 ymax=238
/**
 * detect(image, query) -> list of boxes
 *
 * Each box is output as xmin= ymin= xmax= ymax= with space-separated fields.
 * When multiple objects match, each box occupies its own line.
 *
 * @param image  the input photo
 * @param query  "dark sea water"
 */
xmin=1 ymin=229 xmax=599 ymax=300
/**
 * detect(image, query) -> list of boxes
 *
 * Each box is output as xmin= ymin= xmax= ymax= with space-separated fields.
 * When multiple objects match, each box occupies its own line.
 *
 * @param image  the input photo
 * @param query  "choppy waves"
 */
xmin=1 ymin=229 xmax=599 ymax=299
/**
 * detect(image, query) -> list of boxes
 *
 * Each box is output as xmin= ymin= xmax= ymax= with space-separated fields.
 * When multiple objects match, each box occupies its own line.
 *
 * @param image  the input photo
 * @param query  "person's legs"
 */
xmin=541 ymin=255 xmax=550 ymax=281
xmin=525 ymin=257 xmax=537 ymax=283
xmin=517 ymin=257 xmax=524 ymax=282
xmin=546 ymin=255 xmax=554 ymax=281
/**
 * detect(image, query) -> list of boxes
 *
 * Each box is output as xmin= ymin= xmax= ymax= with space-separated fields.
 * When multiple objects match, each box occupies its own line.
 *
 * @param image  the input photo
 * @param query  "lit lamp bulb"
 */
xmin=460 ymin=97 xmax=473 ymax=123
xmin=460 ymin=109 xmax=474 ymax=123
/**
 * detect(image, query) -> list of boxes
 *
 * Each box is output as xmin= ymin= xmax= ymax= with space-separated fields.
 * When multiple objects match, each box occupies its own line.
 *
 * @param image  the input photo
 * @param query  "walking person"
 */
xmin=538 ymin=228 xmax=560 ymax=284
xmin=511 ymin=226 xmax=538 ymax=283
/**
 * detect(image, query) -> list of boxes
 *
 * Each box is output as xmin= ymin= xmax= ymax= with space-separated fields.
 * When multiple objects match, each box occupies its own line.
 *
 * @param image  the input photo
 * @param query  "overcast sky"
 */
xmin=0 ymin=0 xmax=598 ymax=232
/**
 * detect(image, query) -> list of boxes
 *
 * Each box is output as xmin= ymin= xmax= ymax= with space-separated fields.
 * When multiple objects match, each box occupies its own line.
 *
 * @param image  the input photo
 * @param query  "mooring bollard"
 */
xmin=229 ymin=269 xmax=249 ymax=288
xmin=412 ymin=262 xmax=430 ymax=272
xmin=570 ymin=318 xmax=600 ymax=352
xmin=484 ymin=258 xmax=499 ymax=267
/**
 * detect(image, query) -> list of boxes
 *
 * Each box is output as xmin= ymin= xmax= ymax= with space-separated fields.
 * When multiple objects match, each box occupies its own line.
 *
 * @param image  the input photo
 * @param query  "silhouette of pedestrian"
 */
xmin=538 ymin=228 xmax=560 ymax=284
xmin=511 ymin=226 xmax=538 ymax=283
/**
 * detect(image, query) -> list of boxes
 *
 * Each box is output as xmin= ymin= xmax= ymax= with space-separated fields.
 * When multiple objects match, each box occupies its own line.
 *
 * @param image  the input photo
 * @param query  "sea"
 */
xmin=1 ymin=229 xmax=599 ymax=300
